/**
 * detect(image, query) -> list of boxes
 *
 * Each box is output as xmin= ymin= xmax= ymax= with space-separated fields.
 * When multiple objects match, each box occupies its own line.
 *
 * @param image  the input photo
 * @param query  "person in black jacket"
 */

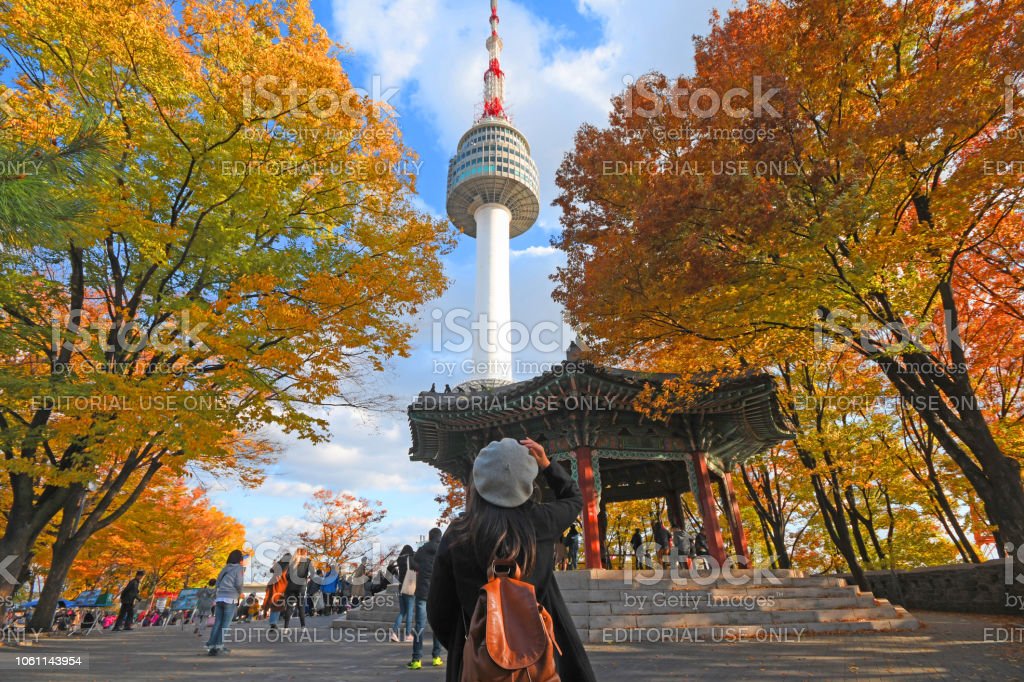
xmin=427 ymin=437 xmax=597 ymax=682
xmin=391 ymin=544 xmax=415 ymax=642
xmin=113 ymin=570 xmax=144 ymax=631
xmin=652 ymin=520 xmax=671 ymax=567
xmin=630 ymin=528 xmax=644 ymax=568
xmin=283 ymin=548 xmax=311 ymax=628
xmin=408 ymin=529 xmax=443 ymax=669
xmin=565 ymin=520 xmax=581 ymax=570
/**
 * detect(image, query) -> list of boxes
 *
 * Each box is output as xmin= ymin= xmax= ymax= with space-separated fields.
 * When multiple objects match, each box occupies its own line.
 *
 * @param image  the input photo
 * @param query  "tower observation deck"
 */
xmin=446 ymin=0 xmax=540 ymax=388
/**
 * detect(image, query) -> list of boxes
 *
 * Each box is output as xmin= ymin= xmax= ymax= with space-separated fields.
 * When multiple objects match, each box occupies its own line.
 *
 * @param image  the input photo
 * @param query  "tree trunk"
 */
xmin=844 ymin=487 xmax=873 ymax=564
xmin=770 ymin=520 xmax=792 ymax=569
xmin=28 ymin=491 xmax=87 ymax=632
xmin=803 ymin=466 xmax=868 ymax=590
xmin=924 ymin=454 xmax=980 ymax=563
xmin=27 ymin=537 xmax=85 ymax=632
xmin=739 ymin=464 xmax=792 ymax=569
xmin=25 ymin=459 xmax=163 ymax=630
xmin=867 ymin=281 xmax=1024 ymax=550
xmin=0 ymin=474 xmax=73 ymax=620
xmin=0 ymin=528 xmax=41 ymax=618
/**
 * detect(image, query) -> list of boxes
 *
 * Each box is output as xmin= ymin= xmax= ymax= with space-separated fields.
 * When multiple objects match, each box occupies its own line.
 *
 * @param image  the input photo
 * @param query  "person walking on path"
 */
xmin=652 ymin=520 xmax=671 ymax=567
xmin=672 ymin=526 xmax=692 ymax=570
xmin=630 ymin=528 xmax=644 ymax=569
xmin=566 ymin=520 xmax=581 ymax=570
xmin=427 ymin=437 xmax=597 ymax=682
xmin=264 ymin=552 xmax=290 ymax=628
xmin=112 ymin=570 xmax=144 ymax=631
xmin=283 ymin=548 xmax=311 ymax=629
xmin=205 ymin=549 xmax=247 ymax=655
xmin=193 ymin=578 xmax=217 ymax=635
xmin=694 ymin=527 xmax=710 ymax=569
xmin=408 ymin=528 xmax=444 ymax=669
xmin=391 ymin=545 xmax=416 ymax=643
xmin=350 ymin=556 xmax=369 ymax=607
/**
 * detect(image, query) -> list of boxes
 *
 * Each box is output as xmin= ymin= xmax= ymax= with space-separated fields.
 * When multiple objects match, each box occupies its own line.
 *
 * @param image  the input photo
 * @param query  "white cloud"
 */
xmin=510 ymin=245 xmax=559 ymax=259
xmin=248 ymin=514 xmax=319 ymax=540
xmin=257 ymin=480 xmax=325 ymax=498
xmin=255 ymin=408 xmax=439 ymax=496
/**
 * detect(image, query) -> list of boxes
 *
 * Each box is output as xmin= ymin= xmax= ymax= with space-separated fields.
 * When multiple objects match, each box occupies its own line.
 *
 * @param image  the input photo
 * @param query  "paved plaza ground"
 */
xmin=1 ymin=610 xmax=1023 ymax=681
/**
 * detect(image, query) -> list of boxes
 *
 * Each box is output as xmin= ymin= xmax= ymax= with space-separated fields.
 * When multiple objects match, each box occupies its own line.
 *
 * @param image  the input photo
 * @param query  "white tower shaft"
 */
xmin=472 ymin=203 xmax=513 ymax=384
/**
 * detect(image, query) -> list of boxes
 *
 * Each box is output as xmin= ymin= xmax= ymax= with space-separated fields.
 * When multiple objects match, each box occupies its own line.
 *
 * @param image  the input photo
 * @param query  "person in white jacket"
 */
xmin=205 ymin=550 xmax=247 ymax=655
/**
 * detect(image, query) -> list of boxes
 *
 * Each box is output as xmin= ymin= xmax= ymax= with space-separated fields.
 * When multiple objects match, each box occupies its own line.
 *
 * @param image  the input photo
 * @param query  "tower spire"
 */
xmin=483 ymin=0 xmax=506 ymax=119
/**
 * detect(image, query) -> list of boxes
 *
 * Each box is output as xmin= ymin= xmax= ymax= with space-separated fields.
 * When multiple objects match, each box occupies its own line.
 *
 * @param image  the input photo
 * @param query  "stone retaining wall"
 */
xmin=841 ymin=560 xmax=1024 ymax=615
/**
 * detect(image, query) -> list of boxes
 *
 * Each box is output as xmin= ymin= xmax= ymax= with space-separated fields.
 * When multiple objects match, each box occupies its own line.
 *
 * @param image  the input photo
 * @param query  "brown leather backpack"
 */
xmin=461 ymin=560 xmax=561 ymax=682
xmin=263 ymin=565 xmax=289 ymax=615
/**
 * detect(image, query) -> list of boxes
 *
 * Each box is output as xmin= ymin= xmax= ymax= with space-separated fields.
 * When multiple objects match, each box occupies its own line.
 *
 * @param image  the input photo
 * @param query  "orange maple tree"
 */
xmin=50 ymin=475 xmax=245 ymax=603
xmin=434 ymin=472 xmax=466 ymax=526
xmin=553 ymin=0 xmax=1024 ymax=552
xmin=297 ymin=489 xmax=386 ymax=569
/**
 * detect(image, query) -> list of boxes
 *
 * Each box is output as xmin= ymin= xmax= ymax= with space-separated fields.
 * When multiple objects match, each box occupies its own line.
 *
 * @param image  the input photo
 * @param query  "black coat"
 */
xmin=411 ymin=539 xmax=439 ymax=600
xmin=285 ymin=558 xmax=310 ymax=596
xmin=120 ymin=578 xmax=141 ymax=603
xmin=396 ymin=550 xmax=414 ymax=584
xmin=427 ymin=463 xmax=596 ymax=682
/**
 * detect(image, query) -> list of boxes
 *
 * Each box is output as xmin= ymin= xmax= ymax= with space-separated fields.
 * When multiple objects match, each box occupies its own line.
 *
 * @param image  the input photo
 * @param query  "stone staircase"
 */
xmin=331 ymin=569 xmax=919 ymax=645
xmin=560 ymin=568 xmax=919 ymax=644
xmin=331 ymin=586 xmax=419 ymax=639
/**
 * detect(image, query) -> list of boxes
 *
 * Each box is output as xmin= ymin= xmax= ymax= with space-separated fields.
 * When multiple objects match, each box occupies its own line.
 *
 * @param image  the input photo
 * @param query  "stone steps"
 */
xmin=329 ymin=587 xmax=414 ymax=633
xmin=560 ymin=569 xmax=919 ymax=644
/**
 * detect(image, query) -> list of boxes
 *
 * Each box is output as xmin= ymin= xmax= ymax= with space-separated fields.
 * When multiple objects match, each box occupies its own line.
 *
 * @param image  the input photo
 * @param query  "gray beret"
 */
xmin=472 ymin=438 xmax=538 ymax=508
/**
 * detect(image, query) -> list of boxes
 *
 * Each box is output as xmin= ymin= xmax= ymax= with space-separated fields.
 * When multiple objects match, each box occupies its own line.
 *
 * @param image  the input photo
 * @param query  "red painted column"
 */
xmin=722 ymin=472 xmax=751 ymax=565
xmin=691 ymin=451 xmax=726 ymax=565
xmin=575 ymin=446 xmax=603 ymax=570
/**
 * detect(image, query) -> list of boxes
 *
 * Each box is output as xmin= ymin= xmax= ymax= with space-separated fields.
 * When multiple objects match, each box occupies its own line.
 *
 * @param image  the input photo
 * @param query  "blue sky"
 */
xmin=207 ymin=0 xmax=729 ymax=557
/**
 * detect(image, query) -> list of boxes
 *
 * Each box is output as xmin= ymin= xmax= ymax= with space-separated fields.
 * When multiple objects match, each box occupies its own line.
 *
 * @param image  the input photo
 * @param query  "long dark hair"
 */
xmin=226 ymin=549 xmax=245 ymax=565
xmin=450 ymin=484 xmax=539 ymax=577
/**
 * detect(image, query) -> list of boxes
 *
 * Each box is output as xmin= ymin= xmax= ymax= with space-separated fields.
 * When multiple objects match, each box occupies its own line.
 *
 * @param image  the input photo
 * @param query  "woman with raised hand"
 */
xmin=427 ymin=437 xmax=596 ymax=681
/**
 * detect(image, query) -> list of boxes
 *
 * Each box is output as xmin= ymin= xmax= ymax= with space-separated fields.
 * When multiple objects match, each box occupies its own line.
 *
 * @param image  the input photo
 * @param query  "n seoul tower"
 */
xmin=446 ymin=0 xmax=540 ymax=389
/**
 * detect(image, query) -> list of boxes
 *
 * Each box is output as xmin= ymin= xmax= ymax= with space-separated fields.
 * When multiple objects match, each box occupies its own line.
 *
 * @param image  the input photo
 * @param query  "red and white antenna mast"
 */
xmin=482 ymin=0 xmax=507 ymax=119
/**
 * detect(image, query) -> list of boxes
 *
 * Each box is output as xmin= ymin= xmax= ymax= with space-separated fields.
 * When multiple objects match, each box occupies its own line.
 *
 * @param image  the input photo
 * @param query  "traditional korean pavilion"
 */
xmin=407 ymin=352 xmax=792 ymax=568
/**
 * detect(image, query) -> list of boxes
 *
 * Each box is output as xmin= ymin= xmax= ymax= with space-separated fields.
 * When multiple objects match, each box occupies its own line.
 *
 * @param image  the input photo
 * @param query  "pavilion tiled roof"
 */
xmin=407 ymin=362 xmax=792 ymax=479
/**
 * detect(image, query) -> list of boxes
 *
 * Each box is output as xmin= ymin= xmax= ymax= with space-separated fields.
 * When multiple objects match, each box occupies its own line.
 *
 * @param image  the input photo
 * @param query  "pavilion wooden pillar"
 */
xmin=721 ymin=472 xmax=751 ymax=565
xmin=575 ymin=446 xmax=603 ymax=570
xmin=598 ymin=497 xmax=611 ymax=569
xmin=690 ymin=450 xmax=726 ymax=565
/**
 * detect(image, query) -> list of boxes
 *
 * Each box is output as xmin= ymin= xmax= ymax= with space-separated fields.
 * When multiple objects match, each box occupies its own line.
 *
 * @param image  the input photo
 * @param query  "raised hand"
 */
xmin=519 ymin=437 xmax=550 ymax=471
